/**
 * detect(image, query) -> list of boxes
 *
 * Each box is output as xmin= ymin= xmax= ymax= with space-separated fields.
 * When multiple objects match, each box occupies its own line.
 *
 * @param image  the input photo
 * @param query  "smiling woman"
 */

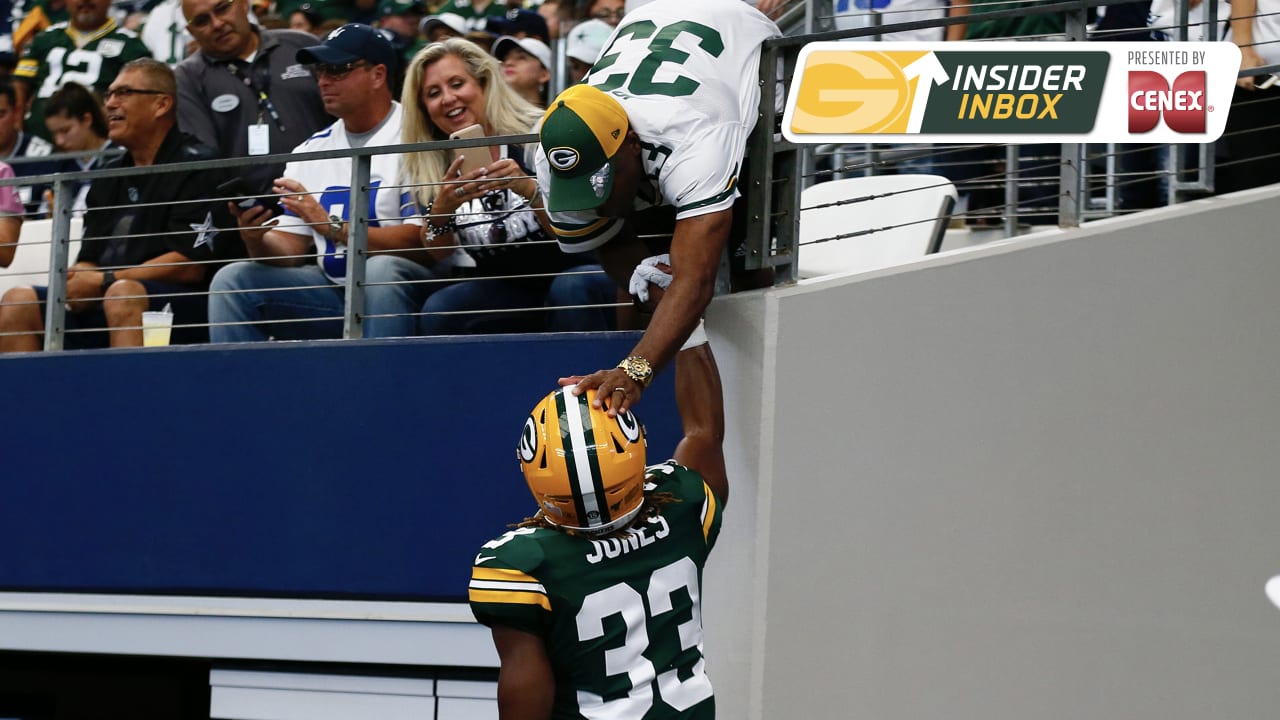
xmin=398 ymin=38 xmax=617 ymax=335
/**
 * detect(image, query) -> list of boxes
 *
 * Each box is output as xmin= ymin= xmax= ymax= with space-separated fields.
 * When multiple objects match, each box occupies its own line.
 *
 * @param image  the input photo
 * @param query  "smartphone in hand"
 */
xmin=449 ymin=123 xmax=490 ymax=178
xmin=217 ymin=177 xmax=282 ymax=216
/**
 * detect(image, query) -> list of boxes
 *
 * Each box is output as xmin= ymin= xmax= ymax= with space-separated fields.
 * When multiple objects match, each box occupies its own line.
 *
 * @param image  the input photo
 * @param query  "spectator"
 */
xmin=0 ymin=58 xmax=242 ymax=351
xmin=208 ymin=23 xmax=449 ymax=341
xmin=176 ymin=0 xmax=332 ymax=196
xmin=471 ymin=340 xmax=728 ymax=719
xmin=420 ymin=11 xmax=466 ymax=41
xmin=484 ymin=7 xmax=549 ymax=42
xmin=378 ymin=0 xmax=428 ymax=56
xmin=1148 ymin=0 xmax=1228 ymax=41
xmin=1218 ymin=0 xmax=1280 ymax=193
xmin=492 ymin=35 xmax=550 ymax=107
xmin=434 ymin=0 xmax=506 ymax=31
xmin=0 ymin=162 xmax=25 ymax=268
xmin=563 ymin=18 xmax=611 ymax=85
xmin=289 ymin=3 xmax=326 ymax=35
xmin=11 ymin=0 xmax=68 ymax=56
xmin=0 ymin=79 xmax=56 ymax=214
xmin=401 ymin=38 xmax=615 ymax=334
xmin=41 ymin=80 xmax=115 ymax=217
xmin=276 ymin=0 xmax=350 ymax=25
xmin=13 ymin=0 xmax=151 ymax=143
xmin=535 ymin=0 xmax=778 ymax=410
xmin=580 ymin=0 xmax=623 ymax=25
xmin=140 ymin=0 xmax=193 ymax=65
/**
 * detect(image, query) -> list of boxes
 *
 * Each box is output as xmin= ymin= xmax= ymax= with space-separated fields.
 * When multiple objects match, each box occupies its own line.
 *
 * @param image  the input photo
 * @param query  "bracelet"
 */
xmin=424 ymin=199 xmax=457 ymax=235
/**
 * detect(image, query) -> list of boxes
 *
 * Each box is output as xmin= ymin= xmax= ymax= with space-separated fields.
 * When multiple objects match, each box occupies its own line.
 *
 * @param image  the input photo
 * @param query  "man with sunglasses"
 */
xmin=208 ymin=23 xmax=450 ymax=342
xmin=175 ymin=0 xmax=330 ymax=195
xmin=13 ymin=0 xmax=150 ymax=143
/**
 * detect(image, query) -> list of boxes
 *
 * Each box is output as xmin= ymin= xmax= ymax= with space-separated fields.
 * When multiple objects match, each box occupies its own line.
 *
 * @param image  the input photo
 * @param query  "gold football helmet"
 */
xmin=518 ymin=386 xmax=647 ymax=534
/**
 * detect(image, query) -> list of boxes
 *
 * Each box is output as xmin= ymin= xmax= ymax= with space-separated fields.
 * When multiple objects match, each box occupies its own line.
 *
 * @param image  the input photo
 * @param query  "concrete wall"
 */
xmin=704 ymin=187 xmax=1280 ymax=720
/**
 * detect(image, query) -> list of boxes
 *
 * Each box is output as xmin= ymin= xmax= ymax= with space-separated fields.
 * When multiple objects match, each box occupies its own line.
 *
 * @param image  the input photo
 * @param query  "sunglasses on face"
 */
xmin=591 ymin=7 xmax=625 ymax=20
xmin=186 ymin=0 xmax=237 ymax=30
xmin=103 ymin=86 xmax=167 ymax=101
xmin=308 ymin=60 xmax=371 ymax=80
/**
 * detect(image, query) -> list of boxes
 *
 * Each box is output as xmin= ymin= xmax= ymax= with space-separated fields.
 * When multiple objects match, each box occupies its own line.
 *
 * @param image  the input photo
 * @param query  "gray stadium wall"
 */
xmin=705 ymin=185 xmax=1280 ymax=720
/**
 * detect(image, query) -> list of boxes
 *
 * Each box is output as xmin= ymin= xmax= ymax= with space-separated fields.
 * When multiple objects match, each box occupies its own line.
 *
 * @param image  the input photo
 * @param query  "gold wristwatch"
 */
xmin=617 ymin=356 xmax=654 ymax=388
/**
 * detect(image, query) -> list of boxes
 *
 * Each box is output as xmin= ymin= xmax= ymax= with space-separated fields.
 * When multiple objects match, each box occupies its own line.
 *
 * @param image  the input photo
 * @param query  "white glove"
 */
xmin=628 ymin=253 xmax=672 ymax=304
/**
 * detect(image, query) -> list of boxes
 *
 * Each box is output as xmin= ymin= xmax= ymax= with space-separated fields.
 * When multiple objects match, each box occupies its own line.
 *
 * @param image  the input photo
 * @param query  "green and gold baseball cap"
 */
xmin=539 ymin=85 xmax=629 ymax=213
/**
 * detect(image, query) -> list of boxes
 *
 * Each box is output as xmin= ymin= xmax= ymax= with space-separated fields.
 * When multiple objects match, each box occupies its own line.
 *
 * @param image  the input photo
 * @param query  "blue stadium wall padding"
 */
xmin=0 ymin=333 xmax=680 ymax=601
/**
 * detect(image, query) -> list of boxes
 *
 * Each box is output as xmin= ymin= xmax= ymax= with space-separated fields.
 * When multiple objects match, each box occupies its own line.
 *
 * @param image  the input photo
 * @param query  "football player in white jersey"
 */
xmin=533 ymin=0 xmax=779 ymax=414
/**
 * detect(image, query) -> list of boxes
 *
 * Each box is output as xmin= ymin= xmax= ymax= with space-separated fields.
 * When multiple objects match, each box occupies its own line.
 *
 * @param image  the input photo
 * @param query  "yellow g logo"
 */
xmin=790 ymin=50 xmax=929 ymax=135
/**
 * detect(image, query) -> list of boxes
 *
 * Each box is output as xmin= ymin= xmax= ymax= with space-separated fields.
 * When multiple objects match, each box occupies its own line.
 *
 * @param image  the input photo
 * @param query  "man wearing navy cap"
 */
xmin=209 ymin=23 xmax=451 ymax=342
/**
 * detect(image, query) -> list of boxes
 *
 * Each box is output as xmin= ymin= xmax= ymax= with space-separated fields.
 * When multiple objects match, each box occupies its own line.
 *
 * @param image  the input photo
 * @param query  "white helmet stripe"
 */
xmin=563 ymin=391 xmax=603 ymax=524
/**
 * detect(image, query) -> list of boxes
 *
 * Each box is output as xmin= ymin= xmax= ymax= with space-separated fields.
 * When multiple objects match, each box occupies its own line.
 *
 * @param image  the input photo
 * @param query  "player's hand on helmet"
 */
xmin=560 ymin=368 xmax=641 ymax=417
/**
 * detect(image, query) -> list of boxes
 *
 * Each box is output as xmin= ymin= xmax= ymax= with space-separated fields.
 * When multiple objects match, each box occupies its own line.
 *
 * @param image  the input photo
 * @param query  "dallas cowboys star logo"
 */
xmin=191 ymin=211 xmax=219 ymax=251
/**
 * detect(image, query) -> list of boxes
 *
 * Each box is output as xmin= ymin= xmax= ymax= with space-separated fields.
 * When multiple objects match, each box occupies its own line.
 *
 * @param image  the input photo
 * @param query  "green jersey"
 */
xmin=15 ymin=19 xmax=151 ymax=141
xmin=470 ymin=461 xmax=724 ymax=720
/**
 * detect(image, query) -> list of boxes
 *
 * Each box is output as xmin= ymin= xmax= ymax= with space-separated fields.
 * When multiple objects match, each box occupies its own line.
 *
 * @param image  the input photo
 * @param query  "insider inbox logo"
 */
xmin=781 ymin=42 xmax=1240 ymax=143
xmin=1128 ymin=70 xmax=1207 ymax=133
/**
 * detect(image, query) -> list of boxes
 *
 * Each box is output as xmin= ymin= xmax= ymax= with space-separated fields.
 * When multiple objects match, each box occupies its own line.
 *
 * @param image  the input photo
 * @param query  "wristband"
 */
xmin=680 ymin=318 xmax=708 ymax=351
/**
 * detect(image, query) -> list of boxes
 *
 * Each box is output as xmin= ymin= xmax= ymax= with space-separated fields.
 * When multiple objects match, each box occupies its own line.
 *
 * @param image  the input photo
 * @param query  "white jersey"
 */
xmin=536 ymin=0 xmax=780 ymax=253
xmin=1149 ymin=0 xmax=1230 ymax=43
xmin=1224 ymin=0 xmax=1280 ymax=66
xmin=275 ymin=102 xmax=413 ymax=283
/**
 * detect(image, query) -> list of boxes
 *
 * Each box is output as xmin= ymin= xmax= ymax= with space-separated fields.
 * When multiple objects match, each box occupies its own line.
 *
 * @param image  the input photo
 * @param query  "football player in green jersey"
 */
xmin=14 ymin=0 xmax=151 ymax=142
xmin=470 ymin=327 xmax=726 ymax=720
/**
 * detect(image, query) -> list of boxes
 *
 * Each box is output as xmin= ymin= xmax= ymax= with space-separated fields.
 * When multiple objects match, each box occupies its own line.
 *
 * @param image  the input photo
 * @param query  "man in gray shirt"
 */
xmin=175 ymin=0 xmax=331 ymax=193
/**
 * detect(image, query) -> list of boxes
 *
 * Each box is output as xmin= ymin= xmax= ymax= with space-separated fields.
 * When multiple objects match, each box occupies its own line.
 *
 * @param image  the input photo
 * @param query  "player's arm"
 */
xmin=672 ymin=340 xmax=727 ymax=504
xmin=492 ymin=625 xmax=555 ymax=720
xmin=576 ymin=208 xmax=731 ymax=415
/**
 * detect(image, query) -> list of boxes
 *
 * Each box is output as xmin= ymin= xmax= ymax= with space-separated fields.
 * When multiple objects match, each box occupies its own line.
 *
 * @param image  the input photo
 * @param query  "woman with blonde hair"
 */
xmin=400 ymin=38 xmax=616 ymax=334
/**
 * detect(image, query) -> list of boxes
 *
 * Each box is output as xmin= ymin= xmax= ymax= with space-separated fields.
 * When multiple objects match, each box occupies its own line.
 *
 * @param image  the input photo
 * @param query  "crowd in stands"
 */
xmin=0 ymin=0 xmax=1274 ymax=352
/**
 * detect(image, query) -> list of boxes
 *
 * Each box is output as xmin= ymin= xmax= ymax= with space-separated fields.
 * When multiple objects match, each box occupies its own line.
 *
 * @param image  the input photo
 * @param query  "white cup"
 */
xmin=141 ymin=309 xmax=174 ymax=347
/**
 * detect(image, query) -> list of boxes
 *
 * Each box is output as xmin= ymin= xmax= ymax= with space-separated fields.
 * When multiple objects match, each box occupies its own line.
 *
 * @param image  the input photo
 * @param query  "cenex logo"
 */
xmin=1128 ymin=70 xmax=1207 ymax=133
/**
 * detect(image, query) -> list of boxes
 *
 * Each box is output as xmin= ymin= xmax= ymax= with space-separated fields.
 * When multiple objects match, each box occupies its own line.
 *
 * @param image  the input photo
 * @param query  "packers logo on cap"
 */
xmin=539 ymin=84 xmax=630 ymax=212
xmin=548 ymin=147 xmax=580 ymax=171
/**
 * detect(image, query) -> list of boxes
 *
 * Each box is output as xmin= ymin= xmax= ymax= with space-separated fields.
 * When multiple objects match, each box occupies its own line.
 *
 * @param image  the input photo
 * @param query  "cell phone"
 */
xmin=449 ymin=123 xmax=491 ymax=178
xmin=216 ymin=177 xmax=282 ymax=216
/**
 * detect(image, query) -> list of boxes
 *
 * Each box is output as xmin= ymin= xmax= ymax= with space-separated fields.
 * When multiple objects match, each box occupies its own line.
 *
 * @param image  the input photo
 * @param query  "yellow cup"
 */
xmin=141 ymin=310 xmax=174 ymax=347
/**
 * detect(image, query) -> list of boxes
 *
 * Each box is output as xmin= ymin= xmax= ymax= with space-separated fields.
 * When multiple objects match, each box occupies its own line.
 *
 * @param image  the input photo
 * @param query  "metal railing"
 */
xmin=4 ymin=0 xmax=1278 ymax=349
xmin=0 ymin=132 xmax=625 ymax=351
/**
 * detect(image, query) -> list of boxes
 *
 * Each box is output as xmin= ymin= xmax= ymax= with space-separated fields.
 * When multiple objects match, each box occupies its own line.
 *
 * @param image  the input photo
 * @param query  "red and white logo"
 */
xmin=1128 ymin=70 xmax=1207 ymax=133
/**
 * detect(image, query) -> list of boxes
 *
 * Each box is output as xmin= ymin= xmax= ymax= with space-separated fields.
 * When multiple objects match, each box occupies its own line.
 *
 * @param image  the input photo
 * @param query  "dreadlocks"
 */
xmin=513 ymin=490 xmax=682 ymax=539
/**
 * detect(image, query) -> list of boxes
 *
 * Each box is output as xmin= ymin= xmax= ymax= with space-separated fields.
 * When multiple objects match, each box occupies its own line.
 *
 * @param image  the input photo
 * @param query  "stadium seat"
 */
xmin=798 ymin=174 xmax=957 ymax=280
xmin=0 ymin=218 xmax=83 ymax=296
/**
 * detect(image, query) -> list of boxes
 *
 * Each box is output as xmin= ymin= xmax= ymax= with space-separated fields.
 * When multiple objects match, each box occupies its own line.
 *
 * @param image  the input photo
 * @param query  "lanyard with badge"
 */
xmin=226 ymin=61 xmax=286 ymax=156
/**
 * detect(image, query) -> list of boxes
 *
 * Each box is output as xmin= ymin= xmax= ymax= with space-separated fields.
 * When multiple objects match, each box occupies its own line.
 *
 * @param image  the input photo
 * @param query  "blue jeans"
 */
xmin=419 ymin=264 xmax=616 ymax=335
xmin=209 ymin=255 xmax=442 ymax=342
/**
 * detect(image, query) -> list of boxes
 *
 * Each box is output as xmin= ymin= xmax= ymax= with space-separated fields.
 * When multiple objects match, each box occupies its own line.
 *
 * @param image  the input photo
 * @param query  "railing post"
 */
xmin=43 ymin=178 xmax=73 ymax=351
xmin=343 ymin=152 xmax=371 ymax=340
xmin=1004 ymin=144 xmax=1019 ymax=237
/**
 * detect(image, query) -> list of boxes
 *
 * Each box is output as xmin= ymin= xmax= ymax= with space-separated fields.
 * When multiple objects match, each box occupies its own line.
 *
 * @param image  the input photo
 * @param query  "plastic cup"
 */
xmin=141 ymin=310 xmax=174 ymax=347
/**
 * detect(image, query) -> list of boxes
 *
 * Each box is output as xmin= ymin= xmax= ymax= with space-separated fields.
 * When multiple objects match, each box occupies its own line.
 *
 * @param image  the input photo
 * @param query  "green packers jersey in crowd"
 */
xmin=470 ymin=461 xmax=724 ymax=719
xmin=14 ymin=19 xmax=151 ymax=141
